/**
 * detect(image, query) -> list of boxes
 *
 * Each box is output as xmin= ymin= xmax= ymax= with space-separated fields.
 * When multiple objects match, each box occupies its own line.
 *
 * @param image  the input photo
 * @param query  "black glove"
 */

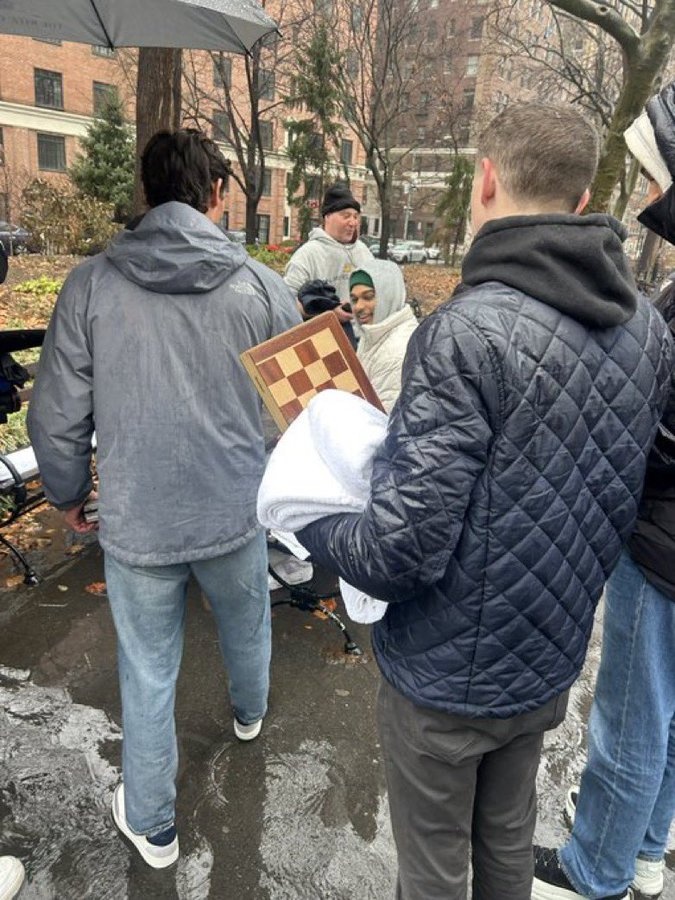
xmin=297 ymin=279 xmax=340 ymax=317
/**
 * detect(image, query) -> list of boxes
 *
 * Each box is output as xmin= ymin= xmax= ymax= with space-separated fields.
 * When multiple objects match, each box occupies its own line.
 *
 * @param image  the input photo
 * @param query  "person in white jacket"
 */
xmin=350 ymin=259 xmax=418 ymax=412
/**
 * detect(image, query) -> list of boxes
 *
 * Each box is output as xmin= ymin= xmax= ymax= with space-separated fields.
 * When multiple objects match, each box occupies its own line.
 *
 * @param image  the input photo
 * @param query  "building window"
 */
xmin=213 ymin=111 xmax=231 ymax=142
xmin=259 ymin=120 xmax=273 ymax=150
xmin=466 ymin=55 xmax=479 ymax=76
xmin=0 ymin=128 xmax=4 ymax=166
xmin=256 ymin=214 xmax=271 ymax=244
xmin=92 ymin=44 xmax=116 ymax=57
xmin=93 ymin=81 xmax=116 ymax=114
xmin=340 ymin=139 xmax=353 ymax=166
xmin=34 ymin=69 xmax=63 ymax=109
xmin=213 ymin=53 xmax=232 ymax=89
xmin=416 ymin=126 xmax=425 ymax=143
xmin=257 ymin=68 xmax=275 ymax=101
xmin=470 ymin=17 xmax=483 ymax=39
xmin=446 ymin=19 xmax=455 ymax=37
xmin=221 ymin=211 xmax=229 ymax=230
xmin=283 ymin=215 xmax=290 ymax=237
xmin=462 ymin=88 xmax=475 ymax=111
xmin=255 ymin=167 xmax=272 ymax=196
xmin=33 ymin=37 xmax=62 ymax=45
xmin=37 ymin=133 xmax=67 ymax=171
xmin=315 ymin=0 xmax=333 ymax=16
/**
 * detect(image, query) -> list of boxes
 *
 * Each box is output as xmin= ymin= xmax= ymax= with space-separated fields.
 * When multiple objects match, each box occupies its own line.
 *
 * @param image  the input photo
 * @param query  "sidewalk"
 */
xmin=0 ymin=541 xmax=673 ymax=899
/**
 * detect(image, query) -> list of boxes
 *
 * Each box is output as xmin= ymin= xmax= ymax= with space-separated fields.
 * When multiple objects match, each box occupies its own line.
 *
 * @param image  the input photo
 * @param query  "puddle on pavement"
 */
xmin=259 ymin=739 xmax=396 ymax=899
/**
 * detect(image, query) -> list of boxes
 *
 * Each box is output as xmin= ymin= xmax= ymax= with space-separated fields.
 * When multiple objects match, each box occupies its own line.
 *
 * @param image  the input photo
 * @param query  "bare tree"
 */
xmin=319 ymin=0 xmax=443 ymax=254
xmin=491 ymin=1 xmax=675 ymax=213
xmin=182 ymin=1 xmax=305 ymax=242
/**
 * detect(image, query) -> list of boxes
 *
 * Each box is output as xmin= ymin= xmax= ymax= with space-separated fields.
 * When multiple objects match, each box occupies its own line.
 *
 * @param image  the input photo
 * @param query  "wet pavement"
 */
xmin=0 ymin=536 xmax=673 ymax=899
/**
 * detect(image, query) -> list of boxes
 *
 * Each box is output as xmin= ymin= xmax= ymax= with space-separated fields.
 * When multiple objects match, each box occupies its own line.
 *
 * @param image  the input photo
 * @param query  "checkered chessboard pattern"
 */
xmin=240 ymin=311 xmax=383 ymax=431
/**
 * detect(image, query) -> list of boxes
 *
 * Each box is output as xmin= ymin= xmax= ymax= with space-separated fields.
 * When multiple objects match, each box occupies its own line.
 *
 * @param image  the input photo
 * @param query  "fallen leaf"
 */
xmin=57 ymin=584 xmax=68 ymax=592
xmin=85 ymin=581 xmax=107 ymax=595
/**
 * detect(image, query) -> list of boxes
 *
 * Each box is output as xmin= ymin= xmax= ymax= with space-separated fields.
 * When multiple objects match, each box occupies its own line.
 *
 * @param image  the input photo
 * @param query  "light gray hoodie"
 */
xmin=283 ymin=226 xmax=374 ymax=302
xmin=27 ymin=202 xmax=301 ymax=565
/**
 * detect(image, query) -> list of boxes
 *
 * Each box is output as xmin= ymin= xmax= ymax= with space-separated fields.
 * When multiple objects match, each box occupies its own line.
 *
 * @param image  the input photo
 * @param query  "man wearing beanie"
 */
xmin=284 ymin=181 xmax=374 ymax=314
xmin=534 ymin=82 xmax=675 ymax=900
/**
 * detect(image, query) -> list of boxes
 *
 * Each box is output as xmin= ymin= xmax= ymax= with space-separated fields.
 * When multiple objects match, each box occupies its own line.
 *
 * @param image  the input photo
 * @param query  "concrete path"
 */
xmin=0 ymin=543 xmax=673 ymax=899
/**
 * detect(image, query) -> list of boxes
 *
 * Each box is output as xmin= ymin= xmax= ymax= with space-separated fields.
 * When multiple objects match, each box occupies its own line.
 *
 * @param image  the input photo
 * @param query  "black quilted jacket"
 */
xmin=299 ymin=214 xmax=673 ymax=718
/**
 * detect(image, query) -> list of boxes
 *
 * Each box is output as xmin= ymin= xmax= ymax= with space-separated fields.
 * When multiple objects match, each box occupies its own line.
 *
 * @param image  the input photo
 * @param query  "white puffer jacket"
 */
xmin=353 ymin=259 xmax=418 ymax=412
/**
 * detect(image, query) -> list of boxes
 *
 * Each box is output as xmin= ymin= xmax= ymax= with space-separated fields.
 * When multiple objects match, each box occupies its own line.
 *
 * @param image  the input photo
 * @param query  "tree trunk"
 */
xmin=133 ymin=48 xmax=183 ymax=216
xmin=636 ymin=229 xmax=661 ymax=286
xmin=377 ymin=169 xmax=393 ymax=258
xmin=245 ymin=190 xmax=258 ymax=244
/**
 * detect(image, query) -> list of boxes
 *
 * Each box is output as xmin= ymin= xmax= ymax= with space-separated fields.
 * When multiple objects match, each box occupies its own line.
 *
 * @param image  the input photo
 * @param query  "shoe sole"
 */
xmin=533 ymin=879 xmax=632 ymax=900
xmin=234 ymin=719 xmax=262 ymax=741
xmin=111 ymin=785 xmax=179 ymax=869
xmin=633 ymin=876 xmax=664 ymax=897
xmin=532 ymin=876 xmax=585 ymax=900
xmin=0 ymin=860 xmax=25 ymax=899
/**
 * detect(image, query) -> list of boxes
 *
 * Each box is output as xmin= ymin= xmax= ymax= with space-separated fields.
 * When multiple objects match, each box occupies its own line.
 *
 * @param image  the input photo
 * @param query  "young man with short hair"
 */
xmin=27 ymin=129 xmax=300 ymax=869
xmin=296 ymin=103 xmax=673 ymax=899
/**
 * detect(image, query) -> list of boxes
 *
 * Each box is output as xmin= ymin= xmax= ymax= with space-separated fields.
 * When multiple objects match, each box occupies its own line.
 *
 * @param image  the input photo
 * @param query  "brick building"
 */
xmin=0 ymin=26 xmax=367 ymax=245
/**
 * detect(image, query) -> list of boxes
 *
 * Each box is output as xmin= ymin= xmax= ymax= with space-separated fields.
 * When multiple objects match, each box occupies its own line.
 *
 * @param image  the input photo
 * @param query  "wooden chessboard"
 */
xmin=240 ymin=311 xmax=383 ymax=431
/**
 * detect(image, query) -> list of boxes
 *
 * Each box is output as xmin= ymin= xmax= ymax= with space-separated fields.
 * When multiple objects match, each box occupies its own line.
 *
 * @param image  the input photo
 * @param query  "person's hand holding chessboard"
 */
xmin=240 ymin=311 xmax=384 ymax=431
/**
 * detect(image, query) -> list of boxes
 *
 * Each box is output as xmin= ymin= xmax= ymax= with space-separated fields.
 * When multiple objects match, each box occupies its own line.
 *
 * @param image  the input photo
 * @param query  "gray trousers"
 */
xmin=377 ymin=677 xmax=569 ymax=900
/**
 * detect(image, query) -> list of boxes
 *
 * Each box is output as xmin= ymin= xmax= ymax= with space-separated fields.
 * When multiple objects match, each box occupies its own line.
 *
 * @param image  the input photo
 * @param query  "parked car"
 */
xmin=388 ymin=240 xmax=427 ymax=264
xmin=425 ymin=244 xmax=441 ymax=261
xmin=0 ymin=222 xmax=32 ymax=255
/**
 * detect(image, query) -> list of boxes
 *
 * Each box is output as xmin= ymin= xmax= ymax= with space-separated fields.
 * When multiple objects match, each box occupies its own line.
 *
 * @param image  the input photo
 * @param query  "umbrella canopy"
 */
xmin=0 ymin=0 xmax=277 ymax=54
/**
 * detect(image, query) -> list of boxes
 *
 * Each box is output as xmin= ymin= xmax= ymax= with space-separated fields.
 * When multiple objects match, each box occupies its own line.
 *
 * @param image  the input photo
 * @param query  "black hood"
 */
xmin=462 ymin=214 xmax=637 ymax=328
xmin=638 ymin=184 xmax=675 ymax=246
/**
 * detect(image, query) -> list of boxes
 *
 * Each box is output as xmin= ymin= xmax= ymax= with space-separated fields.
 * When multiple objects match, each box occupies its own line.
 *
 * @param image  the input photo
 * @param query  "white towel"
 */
xmin=257 ymin=390 xmax=389 ymax=624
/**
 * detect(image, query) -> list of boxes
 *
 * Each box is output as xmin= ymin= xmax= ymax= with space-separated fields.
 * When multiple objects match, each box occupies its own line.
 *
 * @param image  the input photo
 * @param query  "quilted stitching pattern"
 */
xmin=300 ymin=285 xmax=673 ymax=718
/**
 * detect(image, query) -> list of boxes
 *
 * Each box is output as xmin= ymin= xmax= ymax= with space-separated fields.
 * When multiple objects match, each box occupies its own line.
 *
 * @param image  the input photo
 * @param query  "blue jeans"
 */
xmin=105 ymin=530 xmax=271 ymax=837
xmin=560 ymin=550 xmax=675 ymax=898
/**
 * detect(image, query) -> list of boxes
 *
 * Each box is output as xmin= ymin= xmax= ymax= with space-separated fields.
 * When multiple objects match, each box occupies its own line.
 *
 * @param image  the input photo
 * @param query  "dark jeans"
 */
xmin=377 ymin=677 xmax=569 ymax=900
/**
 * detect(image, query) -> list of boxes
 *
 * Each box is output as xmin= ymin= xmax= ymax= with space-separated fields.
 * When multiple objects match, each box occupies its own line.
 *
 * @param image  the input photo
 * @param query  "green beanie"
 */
xmin=349 ymin=269 xmax=374 ymax=291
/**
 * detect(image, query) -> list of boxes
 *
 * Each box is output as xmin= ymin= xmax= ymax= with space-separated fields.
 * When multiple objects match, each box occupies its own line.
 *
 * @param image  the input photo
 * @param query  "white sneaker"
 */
xmin=234 ymin=717 xmax=263 ymax=741
xmin=0 ymin=857 xmax=25 ymax=900
xmin=565 ymin=786 xmax=664 ymax=897
xmin=633 ymin=858 xmax=665 ymax=897
xmin=111 ymin=784 xmax=179 ymax=869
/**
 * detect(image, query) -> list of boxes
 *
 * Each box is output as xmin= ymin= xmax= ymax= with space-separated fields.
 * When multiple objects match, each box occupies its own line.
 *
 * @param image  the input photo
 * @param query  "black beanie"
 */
xmin=321 ymin=182 xmax=361 ymax=217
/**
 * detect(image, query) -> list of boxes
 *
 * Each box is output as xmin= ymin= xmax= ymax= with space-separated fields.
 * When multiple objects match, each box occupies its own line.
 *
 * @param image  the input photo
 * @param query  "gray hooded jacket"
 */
xmin=27 ymin=202 xmax=301 ymax=565
xmin=284 ymin=227 xmax=374 ymax=302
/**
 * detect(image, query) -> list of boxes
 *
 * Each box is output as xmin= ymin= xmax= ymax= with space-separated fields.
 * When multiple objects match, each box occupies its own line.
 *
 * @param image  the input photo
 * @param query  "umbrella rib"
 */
xmin=89 ymin=0 xmax=116 ymax=50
